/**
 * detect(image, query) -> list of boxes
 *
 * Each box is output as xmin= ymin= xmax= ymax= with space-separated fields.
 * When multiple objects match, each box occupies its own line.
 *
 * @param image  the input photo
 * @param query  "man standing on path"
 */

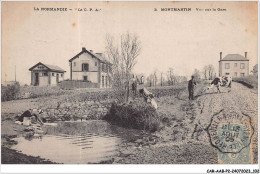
xmin=188 ymin=75 xmax=196 ymax=100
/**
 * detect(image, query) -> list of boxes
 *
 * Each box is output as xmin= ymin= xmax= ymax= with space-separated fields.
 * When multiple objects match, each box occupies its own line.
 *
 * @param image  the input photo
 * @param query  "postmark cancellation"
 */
xmin=207 ymin=110 xmax=254 ymax=164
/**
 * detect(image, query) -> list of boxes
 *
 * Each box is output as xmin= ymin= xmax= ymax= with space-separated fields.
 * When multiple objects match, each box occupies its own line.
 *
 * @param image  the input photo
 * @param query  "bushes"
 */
xmin=233 ymin=75 xmax=258 ymax=89
xmin=1 ymin=82 xmax=20 ymax=101
xmin=104 ymin=101 xmax=161 ymax=132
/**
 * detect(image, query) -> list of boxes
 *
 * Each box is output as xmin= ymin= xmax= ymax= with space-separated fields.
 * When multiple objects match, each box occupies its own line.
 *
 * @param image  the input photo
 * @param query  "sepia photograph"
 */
xmin=1 ymin=1 xmax=259 ymax=173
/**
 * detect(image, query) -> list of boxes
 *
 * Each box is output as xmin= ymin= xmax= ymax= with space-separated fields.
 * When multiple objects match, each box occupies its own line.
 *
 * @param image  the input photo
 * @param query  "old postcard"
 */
xmin=1 ymin=1 xmax=259 ymax=173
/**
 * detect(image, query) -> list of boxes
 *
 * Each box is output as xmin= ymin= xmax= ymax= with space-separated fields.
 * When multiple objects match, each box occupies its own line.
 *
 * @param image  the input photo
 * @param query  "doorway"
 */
xmin=56 ymin=74 xmax=59 ymax=83
xmin=35 ymin=73 xmax=39 ymax=86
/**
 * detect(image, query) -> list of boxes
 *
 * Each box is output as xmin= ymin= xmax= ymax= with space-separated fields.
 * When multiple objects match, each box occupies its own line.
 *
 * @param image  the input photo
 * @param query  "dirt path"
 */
xmin=116 ymin=82 xmax=258 ymax=164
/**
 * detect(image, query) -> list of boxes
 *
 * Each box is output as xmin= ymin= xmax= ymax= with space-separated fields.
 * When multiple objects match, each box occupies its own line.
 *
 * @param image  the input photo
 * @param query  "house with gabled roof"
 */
xmin=29 ymin=62 xmax=66 ymax=86
xmin=219 ymin=52 xmax=249 ymax=77
xmin=68 ymin=47 xmax=112 ymax=88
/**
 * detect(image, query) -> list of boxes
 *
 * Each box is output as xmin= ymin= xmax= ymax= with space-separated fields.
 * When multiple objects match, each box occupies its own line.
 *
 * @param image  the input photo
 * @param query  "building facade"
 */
xmin=219 ymin=52 xmax=249 ymax=78
xmin=29 ymin=62 xmax=66 ymax=86
xmin=69 ymin=47 xmax=112 ymax=88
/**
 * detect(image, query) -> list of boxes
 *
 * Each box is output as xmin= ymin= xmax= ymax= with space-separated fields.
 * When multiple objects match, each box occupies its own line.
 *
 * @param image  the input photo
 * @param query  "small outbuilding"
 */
xmin=29 ymin=62 xmax=66 ymax=86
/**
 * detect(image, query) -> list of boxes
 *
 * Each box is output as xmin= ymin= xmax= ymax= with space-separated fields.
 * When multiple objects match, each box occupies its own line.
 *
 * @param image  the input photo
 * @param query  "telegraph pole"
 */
xmin=15 ymin=65 xmax=16 ymax=82
xmin=169 ymin=70 xmax=172 ymax=85
xmin=161 ymin=73 xmax=163 ymax=86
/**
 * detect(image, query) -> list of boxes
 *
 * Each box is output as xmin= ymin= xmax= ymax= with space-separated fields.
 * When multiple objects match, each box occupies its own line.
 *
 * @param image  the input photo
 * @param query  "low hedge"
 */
xmin=233 ymin=75 xmax=258 ymax=89
xmin=1 ymin=82 xmax=20 ymax=101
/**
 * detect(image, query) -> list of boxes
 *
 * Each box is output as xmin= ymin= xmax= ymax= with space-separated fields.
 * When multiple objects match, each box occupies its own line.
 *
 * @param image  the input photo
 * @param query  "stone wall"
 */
xmin=41 ymin=99 xmax=115 ymax=122
xmin=16 ymin=83 xmax=187 ymax=123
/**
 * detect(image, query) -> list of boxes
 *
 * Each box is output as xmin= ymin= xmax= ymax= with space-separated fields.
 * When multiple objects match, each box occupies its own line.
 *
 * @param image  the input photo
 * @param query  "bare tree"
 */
xmin=251 ymin=64 xmax=258 ymax=77
xmin=105 ymin=32 xmax=141 ymax=102
xmin=146 ymin=75 xmax=152 ymax=87
xmin=203 ymin=65 xmax=208 ymax=80
xmin=153 ymin=70 xmax=158 ymax=86
xmin=160 ymin=72 xmax=163 ymax=86
xmin=207 ymin=64 xmax=215 ymax=80
xmin=167 ymin=67 xmax=175 ymax=85
xmin=105 ymin=35 xmax=122 ymax=88
xmin=202 ymin=64 xmax=215 ymax=80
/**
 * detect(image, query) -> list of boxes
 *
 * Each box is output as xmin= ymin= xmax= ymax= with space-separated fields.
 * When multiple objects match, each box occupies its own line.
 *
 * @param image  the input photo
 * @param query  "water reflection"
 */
xmin=11 ymin=120 xmax=148 ymax=164
xmin=12 ymin=133 xmax=120 ymax=164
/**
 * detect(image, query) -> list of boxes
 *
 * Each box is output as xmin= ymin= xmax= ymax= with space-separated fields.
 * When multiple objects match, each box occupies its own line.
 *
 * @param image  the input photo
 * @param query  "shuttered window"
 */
xmin=82 ymin=63 xmax=89 ymax=72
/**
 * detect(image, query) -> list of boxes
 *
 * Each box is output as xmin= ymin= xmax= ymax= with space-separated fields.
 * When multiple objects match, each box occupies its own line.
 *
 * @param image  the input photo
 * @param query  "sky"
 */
xmin=1 ymin=1 xmax=258 ymax=85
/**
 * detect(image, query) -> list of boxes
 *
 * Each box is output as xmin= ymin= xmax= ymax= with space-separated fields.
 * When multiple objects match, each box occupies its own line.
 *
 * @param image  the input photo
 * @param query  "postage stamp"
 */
xmin=207 ymin=110 xmax=254 ymax=164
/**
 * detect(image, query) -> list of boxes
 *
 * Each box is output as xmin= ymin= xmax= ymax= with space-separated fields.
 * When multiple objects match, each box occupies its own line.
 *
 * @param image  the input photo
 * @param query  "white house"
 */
xmin=29 ymin=62 xmax=66 ymax=86
xmin=219 ymin=52 xmax=249 ymax=77
xmin=69 ymin=47 xmax=112 ymax=88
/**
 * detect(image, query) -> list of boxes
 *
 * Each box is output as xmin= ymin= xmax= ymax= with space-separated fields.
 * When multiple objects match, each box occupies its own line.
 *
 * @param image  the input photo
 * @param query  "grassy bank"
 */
xmin=103 ymin=82 xmax=188 ymax=132
xmin=104 ymin=101 xmax=161 ymax=132
xmin=1 ymin=146 xmax=59 ymax=164
xmin=233 ymin=75 xmax=258 ymax=89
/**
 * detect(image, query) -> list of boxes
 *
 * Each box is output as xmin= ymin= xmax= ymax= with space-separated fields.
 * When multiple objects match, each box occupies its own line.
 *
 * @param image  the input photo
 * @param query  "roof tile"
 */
xmin=221 ymin=54 xmax=249 ymax=61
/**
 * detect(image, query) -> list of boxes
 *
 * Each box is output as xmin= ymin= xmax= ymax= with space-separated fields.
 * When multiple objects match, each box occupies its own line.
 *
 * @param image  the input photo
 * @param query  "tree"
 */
xmin=153 ymin=70 xmax=158 ymax=86
xmin=160 ymin=72 xmax=164 ymax=86
xmin=202 ymin=64 xmax=215 ymax=80
xmin=251 ymin=64 xmax=258 ymax=77
xmin=146 ymin=74 xmax=153 ymax=87
xmin=207 ymin=64 xmax=215 ymax=80
xmin=167 ymin=67 xmax=174 ymax=85
xmin=203 ymin=66 xmax=208 ymax=80
xmin=105 ymin=32 xmax=142 ymax=102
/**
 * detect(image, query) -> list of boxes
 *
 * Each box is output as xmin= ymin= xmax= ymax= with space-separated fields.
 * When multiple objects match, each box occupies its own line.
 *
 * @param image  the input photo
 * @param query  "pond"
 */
xmin=11 ymin=120 xmax=149 ymax=164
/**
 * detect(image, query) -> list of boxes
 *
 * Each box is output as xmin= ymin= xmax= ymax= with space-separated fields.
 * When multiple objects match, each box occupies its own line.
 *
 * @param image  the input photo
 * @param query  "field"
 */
xmin=1 ymin=81 xmax=258 ymax=164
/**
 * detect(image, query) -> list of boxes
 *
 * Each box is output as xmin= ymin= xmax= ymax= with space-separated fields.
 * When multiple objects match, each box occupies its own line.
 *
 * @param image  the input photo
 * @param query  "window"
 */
xmin=74 ymin=62 xmax=76 ymax=67
xmin=225 ymin=73 xmax=230 ymax=76
xmin=225 ymin=63 xmax=230 ymax=69
xmin=38 ymin=65 xmax=44 ymax=69
xmin=102 ymin=76 xmax=104 ymax=87
xmin=82 ymin=63 xmax=89 ymax=72
xmin=61 ymin=74 xmax=63 ymax=77
xmin=234 ymin=72 xmax=237 ymax=77
xmin=95 ymin=62 xmax=97 ymax=66
xmin=101 ymin=64 xmax=104 ymax=72
xmin=83 ymin=76 xmax=88 ymax=81
xmin=240 ymin=73 xmax=245 ymax=77
xmin=52 ymin=73 xmax=55 ymax=76
xmin=234 ymin=63 xmax=237 ymax=67
xmin=43 ymin=72 xmax=48 ymax=76
xmin=240 ymin=63 xmax=245 ymax=69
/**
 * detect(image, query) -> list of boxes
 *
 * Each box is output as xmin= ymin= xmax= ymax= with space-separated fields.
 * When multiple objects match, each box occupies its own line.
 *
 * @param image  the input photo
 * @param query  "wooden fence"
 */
xmin=59 ymin=81 xmax=98 ymax=90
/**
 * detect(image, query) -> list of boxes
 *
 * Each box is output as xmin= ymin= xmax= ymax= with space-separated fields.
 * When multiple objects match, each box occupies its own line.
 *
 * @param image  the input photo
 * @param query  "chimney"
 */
xmin=89 ymin=50 xmax=93 ymax=53
xmin=220 ymin=52 xmax=222 ymax=60
xmin=82 ymin=47 xmax=86 ymax=51
xmin=245 ymin=52 xmax=247 ymax=59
